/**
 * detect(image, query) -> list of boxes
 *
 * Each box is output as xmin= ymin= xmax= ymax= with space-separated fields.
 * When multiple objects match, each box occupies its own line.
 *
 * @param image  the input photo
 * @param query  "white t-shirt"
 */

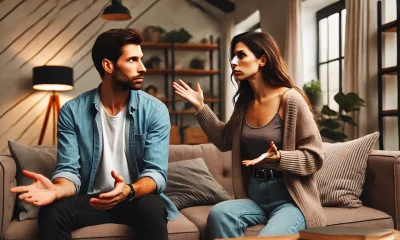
xmin=92 ymin=103 xmax=133 ymax=194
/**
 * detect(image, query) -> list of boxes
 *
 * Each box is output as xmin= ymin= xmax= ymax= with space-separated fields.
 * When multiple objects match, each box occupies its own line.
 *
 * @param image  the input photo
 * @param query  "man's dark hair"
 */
xmin=92 ymin=28 xmax=142 ymax=78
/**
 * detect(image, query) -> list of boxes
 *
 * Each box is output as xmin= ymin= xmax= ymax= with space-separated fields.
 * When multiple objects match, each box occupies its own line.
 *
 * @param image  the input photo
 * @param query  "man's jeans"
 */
xmin=208 ymin=177 xmax=306 ymax=239
xmin=37 ymin=194 xmax=168 ymax=240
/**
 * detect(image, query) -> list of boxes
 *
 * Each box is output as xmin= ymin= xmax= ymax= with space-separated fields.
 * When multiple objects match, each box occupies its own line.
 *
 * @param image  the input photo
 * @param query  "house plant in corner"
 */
xmin=319 ymin=92 xmax=366 ymax=142
xmin=303 ymin=79 xmax=322 ymax=113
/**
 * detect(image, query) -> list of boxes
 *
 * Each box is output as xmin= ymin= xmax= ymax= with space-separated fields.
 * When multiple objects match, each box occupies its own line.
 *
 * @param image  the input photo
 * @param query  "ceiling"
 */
xmin=186 ymin=0 xmax=235 ymax=21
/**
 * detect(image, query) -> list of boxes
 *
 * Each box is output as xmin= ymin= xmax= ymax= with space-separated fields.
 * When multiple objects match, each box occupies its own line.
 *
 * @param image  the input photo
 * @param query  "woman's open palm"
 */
xmin=172 ymin=79 xmax=204 ymax=111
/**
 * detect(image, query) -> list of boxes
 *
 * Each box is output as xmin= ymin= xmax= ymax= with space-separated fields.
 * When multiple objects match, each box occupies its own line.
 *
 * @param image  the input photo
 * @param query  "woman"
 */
xmin=172 ymin=32 xmax=325 ymax=238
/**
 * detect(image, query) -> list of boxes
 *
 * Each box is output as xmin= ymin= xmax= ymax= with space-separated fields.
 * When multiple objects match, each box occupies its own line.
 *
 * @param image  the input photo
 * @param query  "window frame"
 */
xmin=316 ymin=0 xmax=346 ymax=107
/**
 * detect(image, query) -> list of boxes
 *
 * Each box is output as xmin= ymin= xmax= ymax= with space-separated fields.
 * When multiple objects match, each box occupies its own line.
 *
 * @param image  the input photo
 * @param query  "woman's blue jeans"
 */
xmin=207 ymin=177 xmax=306 ymax=239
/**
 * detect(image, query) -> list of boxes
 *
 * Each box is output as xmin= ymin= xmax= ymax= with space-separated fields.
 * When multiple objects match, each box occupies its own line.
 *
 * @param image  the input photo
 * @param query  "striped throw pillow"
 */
xmin=315 ymin=132 xmax=379 ymax=208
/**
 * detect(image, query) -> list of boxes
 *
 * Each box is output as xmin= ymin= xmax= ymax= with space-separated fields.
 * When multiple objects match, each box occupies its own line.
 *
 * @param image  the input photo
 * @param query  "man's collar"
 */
xmin=92 ymin=84 xmax=138 ymax=113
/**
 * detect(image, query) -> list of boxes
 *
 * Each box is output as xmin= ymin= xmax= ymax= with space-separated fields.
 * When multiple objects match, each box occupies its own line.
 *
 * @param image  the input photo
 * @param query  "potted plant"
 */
xmin=142 ymin=26 xmax=166 ymax=43
xmin=164 ymin=28 xmax=192 ymax=43
xmin=319 ymin=92 xmax=366 ymax=142
xmin=302 ymin=79 xmax=322 ymax=110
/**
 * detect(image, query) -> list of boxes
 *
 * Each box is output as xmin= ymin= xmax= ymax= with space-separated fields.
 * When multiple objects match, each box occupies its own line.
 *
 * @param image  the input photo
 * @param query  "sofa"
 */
xmin=0 ymin=143 xmax=399 ymax=240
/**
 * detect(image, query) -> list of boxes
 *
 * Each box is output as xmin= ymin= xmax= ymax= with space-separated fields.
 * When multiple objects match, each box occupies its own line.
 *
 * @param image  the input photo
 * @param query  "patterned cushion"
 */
xmin=316 ymin=132 xmax=379 ymax=207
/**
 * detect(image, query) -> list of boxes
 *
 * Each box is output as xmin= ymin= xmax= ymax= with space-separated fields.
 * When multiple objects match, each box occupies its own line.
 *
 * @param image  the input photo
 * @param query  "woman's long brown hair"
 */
xmin=229 ymin=32 xmax=311 ymax=123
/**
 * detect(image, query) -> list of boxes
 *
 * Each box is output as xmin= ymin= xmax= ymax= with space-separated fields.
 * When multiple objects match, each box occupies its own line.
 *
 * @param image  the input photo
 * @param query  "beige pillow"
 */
xmin=316 ymin=132 xmax=379 ymax=208
xmin=165 ymin=158 xmax=230 ymax=210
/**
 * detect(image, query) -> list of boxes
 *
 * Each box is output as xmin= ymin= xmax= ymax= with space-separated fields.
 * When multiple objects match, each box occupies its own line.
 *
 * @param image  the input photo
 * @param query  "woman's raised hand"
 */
xmin=172 ymin=79 xmax=205 ymax=111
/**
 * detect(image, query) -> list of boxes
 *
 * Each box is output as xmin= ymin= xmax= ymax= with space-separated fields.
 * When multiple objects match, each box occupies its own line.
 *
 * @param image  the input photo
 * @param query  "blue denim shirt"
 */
xmin=51 ymin=86 xmax=180 ymax=220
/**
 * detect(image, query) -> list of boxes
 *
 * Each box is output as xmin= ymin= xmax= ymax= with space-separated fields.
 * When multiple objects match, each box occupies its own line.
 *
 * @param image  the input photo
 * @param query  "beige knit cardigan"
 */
xmin=195 ymin=90 xmax=326 ymax=228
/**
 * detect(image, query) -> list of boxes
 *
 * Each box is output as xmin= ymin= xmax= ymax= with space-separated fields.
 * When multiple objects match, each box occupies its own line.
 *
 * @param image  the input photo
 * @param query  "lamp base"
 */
xmin=38 ymin=92 xmax=60 ymax=145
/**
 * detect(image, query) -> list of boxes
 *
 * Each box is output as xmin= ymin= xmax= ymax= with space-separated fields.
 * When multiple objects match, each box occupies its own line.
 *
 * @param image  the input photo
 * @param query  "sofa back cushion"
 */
xmin=164 ymin=157 xmax=231 ymax=209
xmin=316 ymin=132 xmax=379 ymax=208
xmin=8 ymin=141 xmax=57 ymax=220
xmin=168 ymin=144 xmax=233 ymax=197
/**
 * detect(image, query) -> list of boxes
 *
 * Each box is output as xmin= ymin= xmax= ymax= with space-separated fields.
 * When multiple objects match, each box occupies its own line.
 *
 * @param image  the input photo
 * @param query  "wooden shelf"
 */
xmin=183 ymin=127 xmax=209 ymax=144
xmin=141 ymin=37 xmax=222 ymax=138
xmin=170 ymin=125 xmax=181 ymax=144
xmin=169 ymin=110 xmax=220 ymax=115
xmin=146 ymin=69 xmax=219 ymax=76
xmin=382 ymin=66 xmax=397 ymax=75
xmin=174 ymin=43 xmax=218 ymax=51
xmin=382 ymin=109 xmax=398 ymax=116
xmin=169 ymin=110 xmax=197 ymax=115
xmin=146 ymin=69 xmax=171 ymax=74
xmin=175 ymin=69 xmax=219 ymax=76
xmin=161 ymin=97 xmax=219 ymax=103
xmin=377 ymin=1 xmax=400 ymax=150
xmin=141 ymin=42 xmax=218 ymax=51
xmin=203 ymin=98 xmax=219 ymax=103
xmin=382 ymin=20 xmax=397 ymax=32
xmin=141 ymin=42 xmax=170 ymax=49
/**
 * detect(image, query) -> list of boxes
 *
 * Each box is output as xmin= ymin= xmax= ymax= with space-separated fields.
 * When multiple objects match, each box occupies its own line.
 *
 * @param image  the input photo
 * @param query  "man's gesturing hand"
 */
xmin=90 ymin=170 xmax=130 ymax=210
xmin=11 ymin=170 xmax=57 ymax=206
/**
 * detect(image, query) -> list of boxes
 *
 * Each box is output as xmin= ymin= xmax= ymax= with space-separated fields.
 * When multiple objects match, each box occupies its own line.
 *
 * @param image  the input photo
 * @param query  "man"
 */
xmin=11 ymin=28 xmax=179 ymax=240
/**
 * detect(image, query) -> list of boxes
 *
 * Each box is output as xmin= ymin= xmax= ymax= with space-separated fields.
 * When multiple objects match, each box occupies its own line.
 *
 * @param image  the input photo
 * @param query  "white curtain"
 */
xmin=343 ymin=0 xmax=378 ymax=139
xmin=285 ymin=0 xmax=303 ymax=87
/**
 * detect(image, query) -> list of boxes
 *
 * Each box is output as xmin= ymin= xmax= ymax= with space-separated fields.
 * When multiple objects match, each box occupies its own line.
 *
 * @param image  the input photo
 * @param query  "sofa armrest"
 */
xmin=0 ymin=154 xmax=17 ymax=239
xmin=362 ymin=150 xmax=400 ymax=229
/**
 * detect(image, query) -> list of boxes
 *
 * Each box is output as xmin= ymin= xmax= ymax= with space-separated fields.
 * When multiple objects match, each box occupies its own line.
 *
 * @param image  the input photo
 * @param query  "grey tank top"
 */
xmin=241 ymin=89 xmax=290 ymax=162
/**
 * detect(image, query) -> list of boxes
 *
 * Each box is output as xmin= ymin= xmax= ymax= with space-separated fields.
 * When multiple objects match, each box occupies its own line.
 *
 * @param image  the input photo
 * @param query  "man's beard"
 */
xmin=112 ymin=67 xmax=144 ymax=90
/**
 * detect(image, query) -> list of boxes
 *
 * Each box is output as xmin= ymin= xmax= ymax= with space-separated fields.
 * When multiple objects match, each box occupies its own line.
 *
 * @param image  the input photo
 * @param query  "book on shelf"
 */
xmin=299 ymin=226 xmax=395 ymax=240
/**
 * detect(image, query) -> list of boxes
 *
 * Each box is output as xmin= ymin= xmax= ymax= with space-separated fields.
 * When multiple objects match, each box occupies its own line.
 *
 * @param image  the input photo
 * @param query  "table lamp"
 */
xmin=32 ymin=66 xmax=73 ymax=145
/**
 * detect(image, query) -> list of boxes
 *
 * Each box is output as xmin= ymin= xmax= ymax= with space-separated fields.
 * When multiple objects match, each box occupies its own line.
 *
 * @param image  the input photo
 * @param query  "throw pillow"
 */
xmin=8 ymin=140 xmax=57 ymax=220
xmin=165 ymin=157 xmax=230 ymax=210
xmin=315 ymin=132 xmax=379 ymax=208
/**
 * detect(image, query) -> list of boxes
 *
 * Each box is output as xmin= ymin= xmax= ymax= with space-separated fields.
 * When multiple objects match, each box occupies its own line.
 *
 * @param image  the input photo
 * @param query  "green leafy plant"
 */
xmin=164 ymin=28 xmax=192 ymax=43
xmin=319 ymin=92 xmax=366 ymax=142
xmin=302 ymin=79 xmax=322 ymax=107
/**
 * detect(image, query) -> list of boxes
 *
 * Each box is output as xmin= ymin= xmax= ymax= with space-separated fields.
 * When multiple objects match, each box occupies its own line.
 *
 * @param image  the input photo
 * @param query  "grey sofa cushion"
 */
xmin=316 ymin=132 xmax=379 ymax=208
xmin=324 ymin=206 xmax=393 ymax=228
xmin=7 ymin=140 xmax=57 ymax=220
xmin=165 ymin=158 xmax=230 ymax=210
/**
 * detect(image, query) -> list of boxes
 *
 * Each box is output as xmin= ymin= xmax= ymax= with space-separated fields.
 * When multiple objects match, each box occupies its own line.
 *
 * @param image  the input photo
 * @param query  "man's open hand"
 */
xmin=11 ymin=170 xmax=57 ymax=206
xmin=90 ymin=170 xmax=130 ymax=210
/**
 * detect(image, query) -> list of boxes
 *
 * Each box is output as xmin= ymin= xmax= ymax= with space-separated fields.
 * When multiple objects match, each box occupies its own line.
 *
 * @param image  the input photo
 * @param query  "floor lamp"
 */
xmin=32 ymin=66 xmax=73 ymax=145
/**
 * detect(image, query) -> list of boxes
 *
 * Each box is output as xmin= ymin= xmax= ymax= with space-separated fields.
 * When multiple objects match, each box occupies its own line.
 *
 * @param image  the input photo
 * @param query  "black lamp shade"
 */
xmin=101 ymin=0 xmax=131 ymax=21
xmin=32 ymin=66 xmax=73 ymax=91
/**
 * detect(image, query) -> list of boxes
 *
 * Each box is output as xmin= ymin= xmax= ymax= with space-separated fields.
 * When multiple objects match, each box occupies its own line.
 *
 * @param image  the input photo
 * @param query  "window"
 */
xmin=317 ymin=0 xmax=346 ymax=111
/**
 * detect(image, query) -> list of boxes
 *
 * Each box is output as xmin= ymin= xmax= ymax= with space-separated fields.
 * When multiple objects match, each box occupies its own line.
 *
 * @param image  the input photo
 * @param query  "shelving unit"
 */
xmin=377 ymin=0 xmax=400 ymax=150
xmin=142 ymin=37 xmax=222 ymax=144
